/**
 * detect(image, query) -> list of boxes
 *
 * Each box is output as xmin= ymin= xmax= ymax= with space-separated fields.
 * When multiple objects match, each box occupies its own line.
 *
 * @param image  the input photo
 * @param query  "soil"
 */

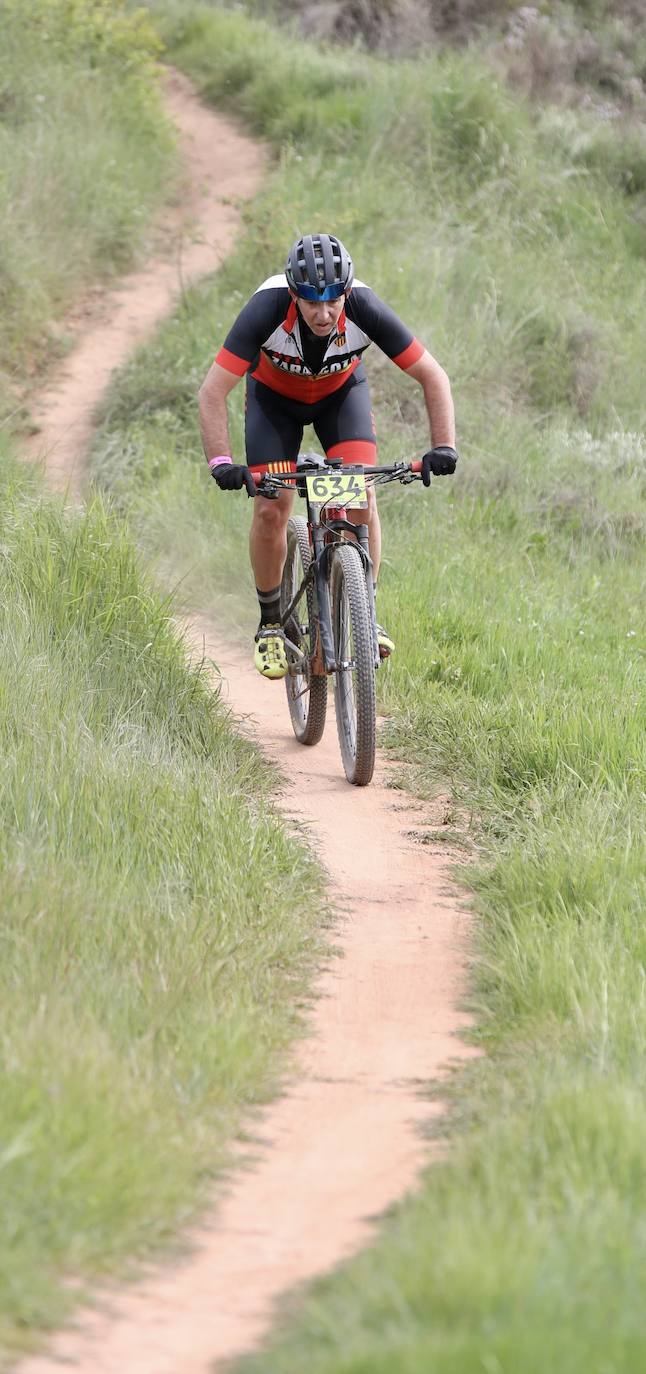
xmin=16 ymin=68 xmax=475 ymax=1374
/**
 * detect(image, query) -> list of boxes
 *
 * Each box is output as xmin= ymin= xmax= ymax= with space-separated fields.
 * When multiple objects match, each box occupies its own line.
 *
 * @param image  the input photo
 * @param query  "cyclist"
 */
xmin=198 ymin=232 xmax=458 ymax=680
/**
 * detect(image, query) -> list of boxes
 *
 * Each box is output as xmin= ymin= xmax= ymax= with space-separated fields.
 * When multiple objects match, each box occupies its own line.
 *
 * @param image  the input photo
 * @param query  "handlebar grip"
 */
xmin=411 ymin=460 xmax=423 ymax=474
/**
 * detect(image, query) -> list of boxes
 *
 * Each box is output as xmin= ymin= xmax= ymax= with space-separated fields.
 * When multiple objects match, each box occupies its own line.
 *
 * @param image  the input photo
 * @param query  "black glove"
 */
xmin=421 ymin=445 xmax=458 ymax=486
xmin=211 ymin=462 xmax=256 ymax=497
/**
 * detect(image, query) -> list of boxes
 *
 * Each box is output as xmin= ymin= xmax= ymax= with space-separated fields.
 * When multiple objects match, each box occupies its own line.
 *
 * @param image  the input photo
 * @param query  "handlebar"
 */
xmin=253 ymin=458 xmax=423 ymax=491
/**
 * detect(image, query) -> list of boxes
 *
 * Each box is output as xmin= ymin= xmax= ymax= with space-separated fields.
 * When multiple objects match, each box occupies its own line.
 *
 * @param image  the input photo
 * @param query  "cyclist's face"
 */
xmin=295 ymin=294 xmax=345 ymax=336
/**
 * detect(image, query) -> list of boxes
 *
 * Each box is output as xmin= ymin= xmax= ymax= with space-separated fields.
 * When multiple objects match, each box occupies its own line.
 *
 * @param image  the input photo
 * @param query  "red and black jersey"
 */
xmin=215 ymin=275 xmax=424 ymax=405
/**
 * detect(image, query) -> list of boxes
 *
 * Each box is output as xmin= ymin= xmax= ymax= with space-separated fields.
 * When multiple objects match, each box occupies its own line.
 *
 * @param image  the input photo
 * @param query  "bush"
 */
xmin=574 ymin=123 xmax=646 ymax=194
xmin=2 ymin=0 xmax=162 ymax=79
xmin=514 ymin=309 xmax=602 ymax=415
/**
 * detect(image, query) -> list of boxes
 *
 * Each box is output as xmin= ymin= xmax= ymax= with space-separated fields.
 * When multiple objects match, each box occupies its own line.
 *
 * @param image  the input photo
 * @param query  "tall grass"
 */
xmin=0 ymin=447 xmax=326 ymax=1361
xmin=0 ymin=0 xmax=175 ymax=401
xmin=89 ymin=6 xmax=646 ymax=1368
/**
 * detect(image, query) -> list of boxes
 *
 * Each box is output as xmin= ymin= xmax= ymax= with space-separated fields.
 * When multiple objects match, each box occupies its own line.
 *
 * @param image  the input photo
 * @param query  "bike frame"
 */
xmin=281 ymin=495 xmax=375 ymax=674
xmin=257 ymin=457 xmax=422 ymax=677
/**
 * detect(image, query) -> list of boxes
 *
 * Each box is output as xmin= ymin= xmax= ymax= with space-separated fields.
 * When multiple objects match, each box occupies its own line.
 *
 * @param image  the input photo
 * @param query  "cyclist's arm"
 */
xmin=404 ymin=349 xmax=456 ymax=448
xmin=198 ymin=361 xmax=242 ymax=461
xmin=347 ymin=287 xmax=456 ymax=446
xmin=198 ymin=283 xmax=289 ymax=461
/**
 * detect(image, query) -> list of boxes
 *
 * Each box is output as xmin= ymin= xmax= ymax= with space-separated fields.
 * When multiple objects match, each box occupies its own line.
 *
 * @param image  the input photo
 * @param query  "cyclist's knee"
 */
xmin=252 ymin=489 xmax=292 ymax=535
xmin=347 ymin=486 xmax=378 ymax=522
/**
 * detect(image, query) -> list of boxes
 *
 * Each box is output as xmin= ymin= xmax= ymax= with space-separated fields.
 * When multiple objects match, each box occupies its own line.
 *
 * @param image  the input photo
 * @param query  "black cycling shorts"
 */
xmin=245 ymin=365 xmax=377 ymax=472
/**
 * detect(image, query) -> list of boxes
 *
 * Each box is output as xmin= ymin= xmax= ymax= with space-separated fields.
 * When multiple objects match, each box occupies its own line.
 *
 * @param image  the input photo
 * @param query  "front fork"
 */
xmin=355 ymin=521 xmax=380 ymax=669
xmin=311 ymin=523 xmax=335 ymax=672
xmin=312 ymin=517 xmax=379 ymax=673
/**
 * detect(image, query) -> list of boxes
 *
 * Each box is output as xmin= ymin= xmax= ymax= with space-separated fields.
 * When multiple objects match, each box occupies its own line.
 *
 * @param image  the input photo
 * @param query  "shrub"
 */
xmin=2 ymin=0 xmax=162 ymax=79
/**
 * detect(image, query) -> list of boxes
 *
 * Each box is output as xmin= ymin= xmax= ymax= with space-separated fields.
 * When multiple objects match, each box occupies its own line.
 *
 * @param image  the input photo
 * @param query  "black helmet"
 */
xmin=285 ymin=233 xmax=354 ymax=301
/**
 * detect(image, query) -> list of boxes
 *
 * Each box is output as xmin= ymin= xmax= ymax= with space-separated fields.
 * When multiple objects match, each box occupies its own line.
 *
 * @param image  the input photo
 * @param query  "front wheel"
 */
xmin=281 ymin=516 xmax=327 ymax=746
xmin=330 ymin=542 xmax=376 ymax=786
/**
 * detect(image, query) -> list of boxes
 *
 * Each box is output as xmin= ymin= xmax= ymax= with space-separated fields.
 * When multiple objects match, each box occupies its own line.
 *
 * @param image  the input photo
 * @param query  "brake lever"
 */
xmin=257 ymin=480 xmax=280 ymax=501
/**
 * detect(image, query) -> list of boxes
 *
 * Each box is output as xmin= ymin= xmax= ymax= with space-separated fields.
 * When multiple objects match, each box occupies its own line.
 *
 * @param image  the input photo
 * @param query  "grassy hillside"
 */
xmin=0 ymin=446 xmax=327 ymax=1362
xmin=0 ymin=4 xmax=331 ymax=1360
xmin=236 ymin=0 xmax=646 ymax=75
xmin=0 ymin=0 xmax=175 ymax=409
xmin=88 ymin=5 xmax=646 ymax=1369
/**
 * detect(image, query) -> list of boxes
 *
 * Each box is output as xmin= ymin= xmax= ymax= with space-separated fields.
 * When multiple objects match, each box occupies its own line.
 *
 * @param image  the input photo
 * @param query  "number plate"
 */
xmin=305 ymin=471 xmax=368 ymax=507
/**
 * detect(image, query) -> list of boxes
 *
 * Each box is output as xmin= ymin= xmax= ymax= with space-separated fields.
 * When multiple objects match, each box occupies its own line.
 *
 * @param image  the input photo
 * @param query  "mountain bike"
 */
xmin=255 ymin=454 xmax=424 ymax=787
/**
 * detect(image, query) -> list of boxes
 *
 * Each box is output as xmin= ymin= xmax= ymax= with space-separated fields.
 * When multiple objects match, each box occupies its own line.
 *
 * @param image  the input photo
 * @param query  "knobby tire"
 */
xmin=281 ymin=516 xmax=327 ymax=746
xmin=331 ymin=541 xmax=376 ymax=786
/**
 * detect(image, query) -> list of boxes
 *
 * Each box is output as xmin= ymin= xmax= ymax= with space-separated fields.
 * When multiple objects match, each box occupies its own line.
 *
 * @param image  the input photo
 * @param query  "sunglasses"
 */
xmin=294 ymin=281 xmax=346 ymax=302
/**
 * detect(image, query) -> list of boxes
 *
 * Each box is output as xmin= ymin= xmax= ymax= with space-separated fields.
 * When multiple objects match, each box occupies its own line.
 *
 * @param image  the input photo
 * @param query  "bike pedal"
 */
xmin=287 ymin=654 xmax=307 ymax=676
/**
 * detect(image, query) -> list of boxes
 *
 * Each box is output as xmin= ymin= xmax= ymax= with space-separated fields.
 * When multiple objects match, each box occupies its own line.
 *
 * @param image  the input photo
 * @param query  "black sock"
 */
xmin=256 ymin=585 xmax=281 ymax=626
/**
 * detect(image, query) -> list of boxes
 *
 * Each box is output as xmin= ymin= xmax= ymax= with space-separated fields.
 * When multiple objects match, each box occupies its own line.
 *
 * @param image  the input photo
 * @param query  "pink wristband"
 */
xmin=208 ymin=455 xmax=233 ymax=470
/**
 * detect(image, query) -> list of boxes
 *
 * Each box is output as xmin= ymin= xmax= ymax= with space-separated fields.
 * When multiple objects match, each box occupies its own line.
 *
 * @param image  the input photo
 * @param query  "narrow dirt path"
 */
xmin=23 ymin=67 xmax=266 ymax=497
xmin=17 ymin=69 xmax=474 ymax=1374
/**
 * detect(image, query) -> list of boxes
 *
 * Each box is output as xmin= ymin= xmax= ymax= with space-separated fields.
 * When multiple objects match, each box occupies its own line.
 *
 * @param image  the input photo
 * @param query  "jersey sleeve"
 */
xmin=215 ymin=286 xmax=289 ymax=377
xmin=346 ymin=285 xmax=424 ymax=370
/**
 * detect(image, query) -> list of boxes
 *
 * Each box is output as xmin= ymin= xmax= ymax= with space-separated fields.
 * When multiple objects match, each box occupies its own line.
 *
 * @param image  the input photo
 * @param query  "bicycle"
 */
xmin=254 ymin=453 xmax=425 ymax=787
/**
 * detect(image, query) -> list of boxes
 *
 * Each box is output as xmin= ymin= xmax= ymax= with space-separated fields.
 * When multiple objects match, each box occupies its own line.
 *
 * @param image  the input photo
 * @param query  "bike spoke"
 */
xmin=336 ymin=594 xmax=357 ymax=758
xmin=281 ymin=517 xmax=327 ymax=747
xmin=331 ymin=543 xmax=375 ymax=785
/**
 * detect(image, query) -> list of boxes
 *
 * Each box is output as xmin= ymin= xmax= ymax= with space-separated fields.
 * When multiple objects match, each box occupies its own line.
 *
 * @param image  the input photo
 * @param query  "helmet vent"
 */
xmin=286 ymin=233 xmax=354 ymax=298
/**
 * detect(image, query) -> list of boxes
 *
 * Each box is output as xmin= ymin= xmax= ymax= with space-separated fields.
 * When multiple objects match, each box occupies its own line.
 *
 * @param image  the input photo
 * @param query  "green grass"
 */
xmin=0 ymin=448 xmax=327 ymax=1362
xmin=1 ymin=9 xmax=337 ymax=1357
xmin=85 ymin=5 xmax=646 ymax=1369
xmin=0 ymin=0 xmax=175 ymax=406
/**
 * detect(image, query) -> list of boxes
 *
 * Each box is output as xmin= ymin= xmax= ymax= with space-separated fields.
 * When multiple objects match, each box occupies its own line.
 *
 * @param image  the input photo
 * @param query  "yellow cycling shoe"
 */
xmin=376 ymin=622 xmax=395 ymax=659
xmin=254 ymin=624 xmax=289 ymax=680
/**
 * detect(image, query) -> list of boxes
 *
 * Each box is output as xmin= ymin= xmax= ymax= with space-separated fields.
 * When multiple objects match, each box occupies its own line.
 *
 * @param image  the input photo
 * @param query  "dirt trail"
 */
xmin=24 ymin=68 xmax=266 ymax=497
xmin=17 ymin=70 xmax=474 ymax=1374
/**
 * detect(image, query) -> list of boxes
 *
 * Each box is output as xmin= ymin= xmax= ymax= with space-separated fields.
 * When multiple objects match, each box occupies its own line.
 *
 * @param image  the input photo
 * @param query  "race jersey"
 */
xmin=215 ymin=275 xmax=424 ymax=406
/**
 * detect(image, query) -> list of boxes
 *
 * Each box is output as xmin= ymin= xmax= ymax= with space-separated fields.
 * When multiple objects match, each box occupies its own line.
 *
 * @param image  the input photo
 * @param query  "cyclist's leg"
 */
xmin=246 ymin=377 xmax=300 ymax=596
xmin=245 ymin=379 xmax=301 ymax=678
xmin=313 ymin=371 xmax=381 ymax=580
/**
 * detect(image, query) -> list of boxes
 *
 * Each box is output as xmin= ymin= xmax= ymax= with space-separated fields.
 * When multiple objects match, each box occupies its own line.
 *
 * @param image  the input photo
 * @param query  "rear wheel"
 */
xmin=330 ymin=541 xmax=376 ymax=786
xmin=281 ymin=516 xmax=327 ymax=746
